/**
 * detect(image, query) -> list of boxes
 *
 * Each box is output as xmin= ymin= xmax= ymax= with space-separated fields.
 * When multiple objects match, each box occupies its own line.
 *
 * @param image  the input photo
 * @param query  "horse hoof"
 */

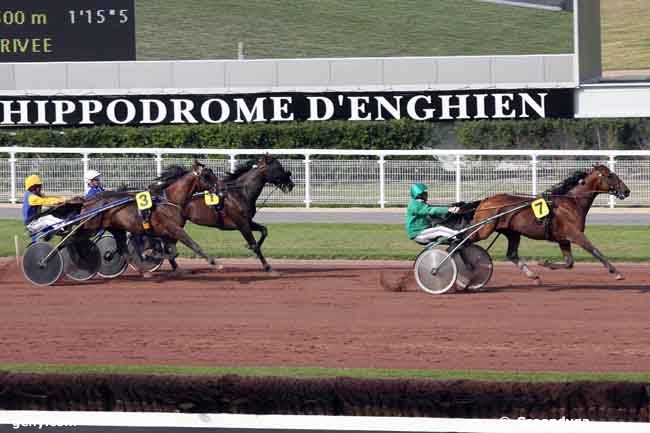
xmin=172 ymin=269 xmax=190 ymax=277
xmin=142 ymin=271 xmax=154 ymax=279
xmin=264 ymin=265 xmax=273 ymax=272
xmin=615 ymin=273 xmax=625 ymax=281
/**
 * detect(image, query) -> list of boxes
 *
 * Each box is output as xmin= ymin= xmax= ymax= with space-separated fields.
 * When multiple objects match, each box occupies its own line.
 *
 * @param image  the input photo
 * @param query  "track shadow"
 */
xmin=486 ymin=283 xmax=650 ymax=293
xmin=171 ymin=272 xmax=359 ymax=285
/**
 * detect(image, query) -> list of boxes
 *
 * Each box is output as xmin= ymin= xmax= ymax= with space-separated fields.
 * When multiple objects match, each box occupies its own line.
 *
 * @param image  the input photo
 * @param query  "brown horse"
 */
xmin=79 ymin=161 xmax=221 ymax=270
xmin=468 ymin=164 xmax=630 ymax=281
xmin=182 ymin=154 xmax=294 ymax=272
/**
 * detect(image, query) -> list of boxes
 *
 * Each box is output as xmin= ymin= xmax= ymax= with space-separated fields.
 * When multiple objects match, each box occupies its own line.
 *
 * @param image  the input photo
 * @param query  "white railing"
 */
xmin=0 ymin=411 xmax=643 ymax=433
xmin=2 ymin=147 xmax=650 ymax=208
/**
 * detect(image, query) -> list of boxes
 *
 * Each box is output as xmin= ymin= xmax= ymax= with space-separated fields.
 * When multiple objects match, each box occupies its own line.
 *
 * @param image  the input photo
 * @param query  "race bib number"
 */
xmin=531 ymin=198 xmax=550 ymax=219
xmin=204 ymin=192 xmax=220 ymax=206
xmin=136 ymin=191 xmax=153 ymax=210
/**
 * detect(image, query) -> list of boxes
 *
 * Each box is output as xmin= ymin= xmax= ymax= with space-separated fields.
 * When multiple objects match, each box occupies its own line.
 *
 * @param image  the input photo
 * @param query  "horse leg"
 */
xmin=111 ymin=230 xmax=128 ymax=258
xmin=570 ymin=232 xmax=623 ymax=280
xmin=239 ymin=222 xmax=272 ymax=272
xmin=541 ymin=241 xmax=574 ymax=270
xmin=167 ymin=224 xmax=220 ymax=269
xmin=504 ymin=231 xmax=539 ymax=280
xmin=163 ymin=241 xmax=180 ymax=272
xmin=250 ymin=221 xmax=269 ymax=248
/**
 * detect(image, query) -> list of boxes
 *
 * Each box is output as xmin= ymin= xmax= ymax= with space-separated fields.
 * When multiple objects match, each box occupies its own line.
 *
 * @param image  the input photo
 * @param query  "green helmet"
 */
xmin=410 ymin=183 xmax=428 ymax=199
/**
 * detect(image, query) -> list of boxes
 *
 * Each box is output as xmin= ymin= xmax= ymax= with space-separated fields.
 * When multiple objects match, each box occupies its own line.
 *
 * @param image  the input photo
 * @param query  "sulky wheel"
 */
xmin=62 ymin=239 xmax=101 ymax=282
xmin=127 ymin=236 xmax=164 ymax=273
xmin=454 ymin=244 xmax=494 ymax=291
xmin=413 ymin=246 xmax=458 ymax=295
xmin=96 ymin=234 xmax=128 ymax=279
xmin=22 ymin=242 xmax=64 ymax=287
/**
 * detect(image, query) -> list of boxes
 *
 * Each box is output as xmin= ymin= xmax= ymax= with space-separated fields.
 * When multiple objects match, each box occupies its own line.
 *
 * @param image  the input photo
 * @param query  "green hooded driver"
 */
xmin=405 ymin=183 xmax=460 ymax=244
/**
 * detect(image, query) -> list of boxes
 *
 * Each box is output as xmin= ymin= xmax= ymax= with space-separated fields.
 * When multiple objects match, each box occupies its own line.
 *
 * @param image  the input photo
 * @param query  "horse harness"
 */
xmin=137 ymin=166 xmax=217 ymax=232
xmin=538 ymin=193 xmax=556 ymax=241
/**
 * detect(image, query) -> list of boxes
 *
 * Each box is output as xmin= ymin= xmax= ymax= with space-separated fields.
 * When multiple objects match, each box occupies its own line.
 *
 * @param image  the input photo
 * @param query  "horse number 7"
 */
xmin=531 ymin=198 xmax=549 ymax=218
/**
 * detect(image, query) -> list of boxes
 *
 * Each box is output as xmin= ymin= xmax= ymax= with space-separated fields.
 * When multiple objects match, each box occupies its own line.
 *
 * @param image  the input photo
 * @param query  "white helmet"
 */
xmin=84 ymin=169 xmax=102 ymax=183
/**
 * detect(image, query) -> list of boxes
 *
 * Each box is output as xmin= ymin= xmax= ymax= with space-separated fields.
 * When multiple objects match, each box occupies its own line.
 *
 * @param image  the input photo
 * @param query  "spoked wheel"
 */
xmin=62 ymin=239 xmax=101 ymax=282
xmin=22 ymin=242 xmax=64 ymax=287
xmin=414 ymin=247 xmax=458 ymax=295
xmin=127 ymin=236 xmax=164 ymax=273
xmin=454 ymin=244 xmax=494 ymax=291
xmin=96 ymin=235 xmax=128 ymax=279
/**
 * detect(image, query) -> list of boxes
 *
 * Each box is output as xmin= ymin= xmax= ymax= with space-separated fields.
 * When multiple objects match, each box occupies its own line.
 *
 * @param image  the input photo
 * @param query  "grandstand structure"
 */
xmin=0 ymin=0 xmax=645 ymax=122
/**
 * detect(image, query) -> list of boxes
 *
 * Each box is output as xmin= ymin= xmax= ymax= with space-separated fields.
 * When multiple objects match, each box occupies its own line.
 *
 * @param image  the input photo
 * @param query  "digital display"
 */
xmin=0 ymin=0 xmax=135 ymax=62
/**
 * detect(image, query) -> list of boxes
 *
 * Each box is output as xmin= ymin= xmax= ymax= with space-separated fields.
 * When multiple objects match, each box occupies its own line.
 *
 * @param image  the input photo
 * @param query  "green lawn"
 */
xmin=133 ymin=0 xmax=650 ymax=74
xmin=2 ymin=363 xmax=650 ymax=382
xmin=135 ymin=0 xmax=573 ymax=60
xmin=3 ymin=219 xmax=650 ymax=262
xmin=602 ymin=0 xmax=650 ymax=70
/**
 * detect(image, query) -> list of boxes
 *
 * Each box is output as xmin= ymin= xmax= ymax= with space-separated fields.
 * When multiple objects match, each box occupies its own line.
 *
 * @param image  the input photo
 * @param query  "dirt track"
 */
xmin=1 ymin=257 xmax=650 ymax=372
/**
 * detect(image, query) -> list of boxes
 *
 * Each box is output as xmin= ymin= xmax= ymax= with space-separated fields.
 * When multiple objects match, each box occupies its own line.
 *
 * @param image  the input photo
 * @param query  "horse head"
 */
xmin=191 ymin=160 xmax=219 ymax=195
xmin=582 ymin=164 xmax=630 ymax=200
xmin=256 ymin=154 xmax=294 ymax=193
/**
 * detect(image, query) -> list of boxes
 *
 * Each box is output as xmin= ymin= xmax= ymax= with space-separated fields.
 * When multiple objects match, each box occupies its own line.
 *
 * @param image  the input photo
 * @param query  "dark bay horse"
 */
xmin=182 ymin=154 xmax=294 ymax=272
xmin=79 ymin=161 xmax=221 ymax=270
xmin=468 ymin=164 xmax=630 ymax=281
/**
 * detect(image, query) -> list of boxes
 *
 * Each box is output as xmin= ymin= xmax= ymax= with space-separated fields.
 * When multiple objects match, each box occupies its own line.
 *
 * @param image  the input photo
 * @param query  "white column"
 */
xmin=9 ymin=152 xmax=16 ymax=204
xmin=82 ymin=153 xmax=89 ymax=193
xmin=608 ymin=155 xmax=615 ymax=209
xmin=378 ymin=155 xmax=385 ymax=208
xmin=230 ymin=154 xmax=237 ymax=172
xmin=455 ymin=154 xmax=461 ymax=203
xmin=155 ymin=153 xmax=163 ymax=177
xmin=531 ymin=155 xmax=538 ymax=196
xmin=304 ymin=155 xmax=311 ymax=209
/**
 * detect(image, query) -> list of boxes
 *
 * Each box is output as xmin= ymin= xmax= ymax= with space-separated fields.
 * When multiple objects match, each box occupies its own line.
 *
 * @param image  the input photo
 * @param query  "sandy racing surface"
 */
xmin=1 ymin=257 xmax=650 ymax=372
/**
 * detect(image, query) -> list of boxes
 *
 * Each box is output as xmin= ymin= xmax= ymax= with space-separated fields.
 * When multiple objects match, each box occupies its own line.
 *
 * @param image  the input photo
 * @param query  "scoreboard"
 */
xmin=0 ymin=0 xmax=135 ymax=62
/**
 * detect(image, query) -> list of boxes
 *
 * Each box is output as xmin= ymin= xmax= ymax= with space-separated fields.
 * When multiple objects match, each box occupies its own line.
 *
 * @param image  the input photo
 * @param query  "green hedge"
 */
xmin=1 ymin=118 xmax=650 ymax=152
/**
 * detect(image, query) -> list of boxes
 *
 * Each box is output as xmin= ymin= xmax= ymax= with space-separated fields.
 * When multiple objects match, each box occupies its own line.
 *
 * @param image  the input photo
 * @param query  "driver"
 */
xmin=84 ymin=169 xmax=105 ymax=198
xmin=406 ymin=183 xmax=459 ymax=244
xmin=22 ymin=175 xmax=66 ymax=233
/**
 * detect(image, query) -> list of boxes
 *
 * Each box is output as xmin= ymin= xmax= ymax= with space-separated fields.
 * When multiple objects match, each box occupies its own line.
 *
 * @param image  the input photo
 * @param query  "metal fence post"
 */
xmin=304 ymin=154 xmax=311 ymax=208
xmin=230 ymin=154 xmax=237 ymax=173
xmin=378 ymin=155 xmax=385 ymax=208
xmin=82 ymin=153 xmax=89 ymax=193
xmin=155 ymin=153 xmax=163 ymax=177
xmin=9 ymin=151 xmax=16 ymax=204
xmin=608 ymin=155 xmax=616 ymax=209
xmin=531 ymin=154 xmax=538 ymax=196
xmin=455 ymin=154 xmax=461 ymax=202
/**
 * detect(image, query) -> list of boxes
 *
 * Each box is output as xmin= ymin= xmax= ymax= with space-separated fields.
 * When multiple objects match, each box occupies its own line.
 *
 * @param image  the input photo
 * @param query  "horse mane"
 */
xmin=149 ymin=165 xmax=189 ymax=190
xmin=546 ymin=170 xmax=589 ymax=195
xmin=223 ymin=159 xmax=256 ymax=182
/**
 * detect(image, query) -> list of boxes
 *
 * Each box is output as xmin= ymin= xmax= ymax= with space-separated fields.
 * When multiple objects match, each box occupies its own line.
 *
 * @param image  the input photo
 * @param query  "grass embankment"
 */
xmin=2 ymin=220 xmax=650 ymax=262
xmin=2 ymin=363 xmax=650 ymax=382
xmin=602 ymin=0 xmax=650 ymax=71
xmin=136 ymin=0 xmax=573 ymax=60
